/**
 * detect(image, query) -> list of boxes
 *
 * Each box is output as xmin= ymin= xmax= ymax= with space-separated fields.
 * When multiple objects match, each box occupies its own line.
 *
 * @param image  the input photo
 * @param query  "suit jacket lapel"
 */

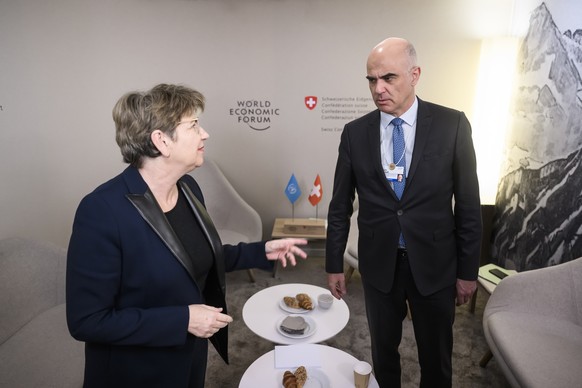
xmin=177 ymin=181 xmax=229 ymax=362
xmin=127 ymin=190 xmax=197 ymax=282
xmin=122 ymin=166 xmax=197 ymax=282
xmin=178 ymin=180 xmax=226 ymax=289
xmin=407 ymin=98 xmax=432 ymax=185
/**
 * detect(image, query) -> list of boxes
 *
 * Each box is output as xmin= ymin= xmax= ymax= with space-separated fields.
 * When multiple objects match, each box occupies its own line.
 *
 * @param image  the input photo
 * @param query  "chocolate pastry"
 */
xmin=280 ymin=315 xmax=307 ymax=335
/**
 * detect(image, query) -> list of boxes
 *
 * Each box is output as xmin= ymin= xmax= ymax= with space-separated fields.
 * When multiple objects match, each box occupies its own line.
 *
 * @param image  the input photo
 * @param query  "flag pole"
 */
xmin=315 ymin=204 xmax=319 ymax=219
xmin=292 ymin=203 xmax=295 ymax=220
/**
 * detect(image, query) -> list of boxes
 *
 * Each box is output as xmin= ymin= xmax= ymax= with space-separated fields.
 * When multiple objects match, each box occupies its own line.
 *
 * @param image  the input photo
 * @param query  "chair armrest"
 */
xmin=484 ymin=258 xmax=582 ymax=325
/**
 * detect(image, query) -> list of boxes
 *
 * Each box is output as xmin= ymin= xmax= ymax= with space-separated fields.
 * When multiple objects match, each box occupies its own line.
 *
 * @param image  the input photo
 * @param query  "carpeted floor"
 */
xmin=205 ymin=255 xmax=511 ymax=387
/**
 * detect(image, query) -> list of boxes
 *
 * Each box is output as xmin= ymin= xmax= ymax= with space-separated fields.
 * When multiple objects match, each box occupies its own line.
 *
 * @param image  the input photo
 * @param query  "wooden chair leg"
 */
xmin=344 ymin=266 xmax=355 ymax=283
xmin=479 ymin=349 xmax=493 ymax=367
xmin=470 ymin=287 xmax=478 ymax=313
xmin=247 ymin=269 xmax=256 ymax=283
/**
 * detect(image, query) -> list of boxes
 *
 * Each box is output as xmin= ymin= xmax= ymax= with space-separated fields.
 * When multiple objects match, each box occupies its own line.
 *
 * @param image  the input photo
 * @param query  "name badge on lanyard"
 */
xmin=385 ymin=163 xmax=404 ymax=182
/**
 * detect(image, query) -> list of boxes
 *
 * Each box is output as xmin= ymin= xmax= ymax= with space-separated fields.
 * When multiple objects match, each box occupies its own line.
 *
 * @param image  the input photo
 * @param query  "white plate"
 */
xmin=276 ymin=315 xmax=317 ymax=339
xmin=279 ymin=296 xmax=317 ymax=314
xmin=279 ymin=368 xmax=330 ymax=388
xmin=304 ymin=368 xmax=331 ymax=388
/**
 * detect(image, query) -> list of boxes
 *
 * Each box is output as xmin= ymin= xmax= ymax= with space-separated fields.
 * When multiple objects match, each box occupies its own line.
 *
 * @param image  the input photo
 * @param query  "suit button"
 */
xmin=397 ymin=210 xmax=403 ymax=216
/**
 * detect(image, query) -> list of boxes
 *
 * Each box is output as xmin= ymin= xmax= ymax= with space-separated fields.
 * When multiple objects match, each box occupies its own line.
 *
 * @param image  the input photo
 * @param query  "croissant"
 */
xmin=298 ymin=298 xmax=313 ymax=310
xmin=294 ymin=366 xmax=307 ymax=388
xmin=282 ymin=370 xmax=298 ymax=388
xmin=296 ymin=294 xmax=313 ymax=310
xmin=295 ymin=293 xmax=310 ymax=302
xmin=283 ymin=296 xmax=300 ymax=309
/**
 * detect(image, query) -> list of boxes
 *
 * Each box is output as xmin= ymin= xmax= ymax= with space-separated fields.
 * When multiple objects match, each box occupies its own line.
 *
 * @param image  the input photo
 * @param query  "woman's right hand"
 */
xmin=187 ymin=304 xmax=233 ymax=338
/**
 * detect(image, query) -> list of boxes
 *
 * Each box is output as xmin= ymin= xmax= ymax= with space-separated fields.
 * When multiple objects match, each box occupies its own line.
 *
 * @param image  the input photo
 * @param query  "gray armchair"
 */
xmin=483 ymin=257 xmax=582 ymax=388
xmin=191 ymin=159 xmax=263 ymax=282
xmin=344 ymin=209 xmax=359 ymax=283
xmin=0 ymin=237 xmax=84 ymax=387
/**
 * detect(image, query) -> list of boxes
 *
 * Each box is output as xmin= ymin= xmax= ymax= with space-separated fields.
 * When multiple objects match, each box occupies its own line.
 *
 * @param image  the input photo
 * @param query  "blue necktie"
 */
xmin=392 ymin=117 xmax=406 ymax=199
xmin=391 ymin=117 xmax=406 ymax=247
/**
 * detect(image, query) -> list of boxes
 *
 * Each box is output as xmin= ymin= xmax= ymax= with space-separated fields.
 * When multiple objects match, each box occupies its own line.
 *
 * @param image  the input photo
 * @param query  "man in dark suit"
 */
xmin=326 ymin=38 xmax=482 ymax=387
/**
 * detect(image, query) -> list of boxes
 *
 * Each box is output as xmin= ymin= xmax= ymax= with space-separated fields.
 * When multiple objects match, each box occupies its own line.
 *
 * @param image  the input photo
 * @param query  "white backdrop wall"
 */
xmin=1 ymin=0 xmax=519 ymax=247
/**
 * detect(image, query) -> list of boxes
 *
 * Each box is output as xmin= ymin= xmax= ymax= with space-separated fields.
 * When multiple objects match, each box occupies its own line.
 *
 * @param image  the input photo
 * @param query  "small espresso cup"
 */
xmin=353 ymin=360 xmax=372 ymax=388
xmin=317 ymin=293 xmax=334 ymax=310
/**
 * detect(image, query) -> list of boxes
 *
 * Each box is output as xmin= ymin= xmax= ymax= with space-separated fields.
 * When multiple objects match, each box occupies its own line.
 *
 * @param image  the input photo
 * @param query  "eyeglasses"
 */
xmin=177 ymin=118 xmax=201 ymax=134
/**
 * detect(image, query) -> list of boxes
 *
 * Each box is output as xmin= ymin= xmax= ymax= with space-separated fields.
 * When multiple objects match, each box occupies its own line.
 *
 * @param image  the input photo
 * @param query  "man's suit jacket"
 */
xmin=326 ymin=98 xmax=482 ymax=296
xmin=66 ymin=166 xmax=270 ymax=387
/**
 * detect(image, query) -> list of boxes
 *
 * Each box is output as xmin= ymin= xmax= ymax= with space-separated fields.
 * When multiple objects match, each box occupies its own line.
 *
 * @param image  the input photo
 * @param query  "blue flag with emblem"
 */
xmin=284 ymin=173 xmax=302 ymax=204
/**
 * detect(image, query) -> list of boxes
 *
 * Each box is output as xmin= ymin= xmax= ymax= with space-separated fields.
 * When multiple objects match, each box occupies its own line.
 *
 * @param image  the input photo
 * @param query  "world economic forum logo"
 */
xmin=229 ymin=99 xmax=280 ymax=131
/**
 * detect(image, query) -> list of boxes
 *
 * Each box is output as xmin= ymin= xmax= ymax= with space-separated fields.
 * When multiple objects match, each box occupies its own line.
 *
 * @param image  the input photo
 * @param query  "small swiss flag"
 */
xmin=308 ymin=174 xmax=323 ymax=206
xmin=304 ymin=96 xmax=318 ymax=110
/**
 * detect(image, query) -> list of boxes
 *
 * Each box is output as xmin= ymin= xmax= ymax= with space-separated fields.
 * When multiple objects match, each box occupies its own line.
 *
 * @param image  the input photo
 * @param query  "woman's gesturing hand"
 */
xmin=265 ymin=238 xmax=308 ymax=267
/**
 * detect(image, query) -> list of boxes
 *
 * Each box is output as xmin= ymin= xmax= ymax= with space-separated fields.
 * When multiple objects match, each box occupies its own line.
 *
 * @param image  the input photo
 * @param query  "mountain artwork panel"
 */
xmin=492 ymin=2 xmax=582 ymax=271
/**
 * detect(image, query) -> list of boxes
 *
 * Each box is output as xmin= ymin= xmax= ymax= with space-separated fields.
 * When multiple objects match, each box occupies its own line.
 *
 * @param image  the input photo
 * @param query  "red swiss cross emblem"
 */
xmin=304 ymin=96 xmax=318 ymax=110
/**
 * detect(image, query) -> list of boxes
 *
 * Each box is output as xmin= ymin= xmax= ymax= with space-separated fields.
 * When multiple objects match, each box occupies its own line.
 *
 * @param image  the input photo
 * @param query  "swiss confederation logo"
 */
xmin=305 ymin=96 xmax=318 ymax=110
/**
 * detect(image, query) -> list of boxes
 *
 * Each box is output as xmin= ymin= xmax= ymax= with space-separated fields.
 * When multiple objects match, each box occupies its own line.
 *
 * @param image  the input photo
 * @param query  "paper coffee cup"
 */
xmin=353 ymin=360 xmax=372 ymax=388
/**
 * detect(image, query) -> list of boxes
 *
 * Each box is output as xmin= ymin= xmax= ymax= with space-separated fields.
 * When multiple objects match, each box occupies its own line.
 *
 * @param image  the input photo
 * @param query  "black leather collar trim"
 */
xmin=126 ymin=190 xmax=196 ymax=281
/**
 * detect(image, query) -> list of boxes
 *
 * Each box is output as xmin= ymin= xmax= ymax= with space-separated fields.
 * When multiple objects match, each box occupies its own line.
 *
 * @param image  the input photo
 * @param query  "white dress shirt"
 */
xmin=380 ymin=97 xmax=419 ymax=182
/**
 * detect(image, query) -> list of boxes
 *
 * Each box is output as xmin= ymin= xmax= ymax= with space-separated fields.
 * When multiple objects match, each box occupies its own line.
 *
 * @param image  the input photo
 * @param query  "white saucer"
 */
xmin=276 ymin=315 xmax=317 ymax=339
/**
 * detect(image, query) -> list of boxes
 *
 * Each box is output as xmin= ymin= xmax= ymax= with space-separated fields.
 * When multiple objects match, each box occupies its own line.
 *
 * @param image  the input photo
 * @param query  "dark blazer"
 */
xmin=66 ymin=166 xmax=270 ymax=387
xmin=326 ymin=98 xmax=482 ymax=296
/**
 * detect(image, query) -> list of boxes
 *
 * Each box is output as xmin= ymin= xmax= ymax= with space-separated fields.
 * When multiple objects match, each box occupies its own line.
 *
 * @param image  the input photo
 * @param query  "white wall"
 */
xmin=0 ymin=0 xmax=521 ymax=247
